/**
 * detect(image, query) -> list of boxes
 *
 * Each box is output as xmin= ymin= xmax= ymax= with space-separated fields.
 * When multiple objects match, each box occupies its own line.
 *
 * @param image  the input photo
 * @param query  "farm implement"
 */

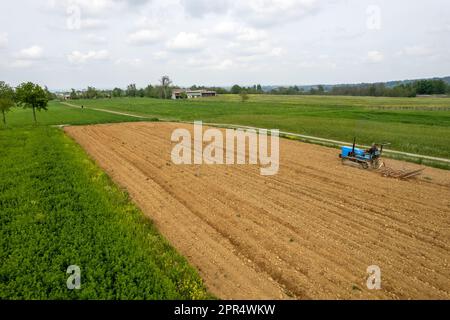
xmin=339 ymin=138 xmax=425 ymax=180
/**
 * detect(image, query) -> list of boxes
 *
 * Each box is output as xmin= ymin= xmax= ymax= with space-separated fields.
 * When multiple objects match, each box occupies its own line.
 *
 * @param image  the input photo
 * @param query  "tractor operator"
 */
xmin=366 ymin=143 xmax=379 ymax=157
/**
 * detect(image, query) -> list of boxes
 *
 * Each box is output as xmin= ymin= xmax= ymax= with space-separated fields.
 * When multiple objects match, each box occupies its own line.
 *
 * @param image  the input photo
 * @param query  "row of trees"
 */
xmin=231 ymin=84 xmax=263 ymax=94
xmin=0 ymin=81 xmax=51 ymax=125
xmin=328 ymin=83 xmax=417 ymax=97
xmin=415 ymin=79 xmax=449 ymax=95
xmin=328 ymin=80 xmax=450 ymax=97
xmin=69 ymin=76 xmax=175 ymax=100
xmin=268 ymin=79 xmax=450 ymax=97
xmin=67 ymin=79 xmax=450 ymax=100
xmin=69 ymin=84 xmax=175 ymax=100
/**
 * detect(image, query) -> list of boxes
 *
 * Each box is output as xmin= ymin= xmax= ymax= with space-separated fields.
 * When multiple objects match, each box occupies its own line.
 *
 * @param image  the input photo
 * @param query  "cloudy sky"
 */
xmin=0 ymin=0 xmax=449 ymax=90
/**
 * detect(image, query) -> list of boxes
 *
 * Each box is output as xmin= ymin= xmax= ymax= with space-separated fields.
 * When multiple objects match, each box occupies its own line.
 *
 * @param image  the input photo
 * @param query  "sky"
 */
xmin=0 ymin=0 xmax=449 ymax=90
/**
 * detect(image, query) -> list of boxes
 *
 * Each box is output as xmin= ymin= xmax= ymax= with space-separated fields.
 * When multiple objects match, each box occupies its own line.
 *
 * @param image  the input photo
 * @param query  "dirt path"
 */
xmin=61 ymin=102 xmax=149 ymax=119
xmin=65 ymin=122 xmax=450 ymax=299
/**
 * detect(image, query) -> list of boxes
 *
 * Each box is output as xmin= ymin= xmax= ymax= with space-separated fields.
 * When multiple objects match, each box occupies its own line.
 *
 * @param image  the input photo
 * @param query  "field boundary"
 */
xmin=60 ymin=101 xmax=450 ymax=164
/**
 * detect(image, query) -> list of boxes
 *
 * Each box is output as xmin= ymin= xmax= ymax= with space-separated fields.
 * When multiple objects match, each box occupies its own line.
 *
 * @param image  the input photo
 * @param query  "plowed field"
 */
xmin=65 ymin=122 xmax=450 ymax=300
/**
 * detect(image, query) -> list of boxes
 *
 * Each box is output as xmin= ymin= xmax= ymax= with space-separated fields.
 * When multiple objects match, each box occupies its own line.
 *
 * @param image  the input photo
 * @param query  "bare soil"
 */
xmin=65 ymin=122 xmax=450 ymax=300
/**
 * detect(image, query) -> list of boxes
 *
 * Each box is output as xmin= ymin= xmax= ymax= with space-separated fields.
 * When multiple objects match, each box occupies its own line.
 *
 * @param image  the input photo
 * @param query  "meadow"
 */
xmin=0 ymin=105 xmax=210 ymax=299
xmin=69 ymin=95 xmax=450 ymax=160
xmin=3 ymin=101 xmax=144 ymax=127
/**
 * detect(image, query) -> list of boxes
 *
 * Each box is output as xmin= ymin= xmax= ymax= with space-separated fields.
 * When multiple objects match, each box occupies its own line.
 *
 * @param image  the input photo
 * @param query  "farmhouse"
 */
xmin=172 ymin=89 xmax=217 ymax=99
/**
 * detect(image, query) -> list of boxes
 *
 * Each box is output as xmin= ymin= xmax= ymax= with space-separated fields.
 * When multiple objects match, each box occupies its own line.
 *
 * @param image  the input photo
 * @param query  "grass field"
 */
xmin=0 ymin=106 xmax=209 ymax=299
xmin=68 ymin=95 xmax=450 ymax=160
xmin=2 ymin=101 xmax=144 ymax=128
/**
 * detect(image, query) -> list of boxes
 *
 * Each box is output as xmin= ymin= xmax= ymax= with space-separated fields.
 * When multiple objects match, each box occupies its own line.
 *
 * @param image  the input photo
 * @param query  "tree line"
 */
xmin=69 ymin=84 xmax=173 ymax=100
xmin=67 ymin=80 xmax=264 ymax=100
xmin=0 ymin=81 xmax=53 ymax=125
xmin=69 ymin=76 xmax=176 ymax=100
xmin=268 ymin=79 xmax=450 ymax=97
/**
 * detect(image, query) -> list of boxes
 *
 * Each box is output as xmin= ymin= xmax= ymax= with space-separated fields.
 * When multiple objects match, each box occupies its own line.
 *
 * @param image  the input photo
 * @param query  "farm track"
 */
xmin=65 ymin=122 xmax=450 ymax=299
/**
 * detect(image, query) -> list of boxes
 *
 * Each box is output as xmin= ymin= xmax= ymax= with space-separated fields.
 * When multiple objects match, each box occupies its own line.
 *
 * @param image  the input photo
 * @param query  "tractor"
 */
xmin=339 ymin=138 xmax=388 ymax=170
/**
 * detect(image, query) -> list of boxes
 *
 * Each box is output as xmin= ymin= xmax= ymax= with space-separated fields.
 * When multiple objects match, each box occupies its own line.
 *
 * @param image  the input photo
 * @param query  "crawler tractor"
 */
xmin=339 ymin=138 xmax=387 ymax=170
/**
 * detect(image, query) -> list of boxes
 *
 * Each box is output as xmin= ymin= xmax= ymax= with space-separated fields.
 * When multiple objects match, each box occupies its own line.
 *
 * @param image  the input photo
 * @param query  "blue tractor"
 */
xmin=339 ymin=138 xmax=387 ymax=169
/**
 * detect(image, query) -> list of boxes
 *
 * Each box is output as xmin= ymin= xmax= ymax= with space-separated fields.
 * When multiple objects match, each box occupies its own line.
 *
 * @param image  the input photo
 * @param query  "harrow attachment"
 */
xmin=377 ymin=166 xmax=425 ymax=180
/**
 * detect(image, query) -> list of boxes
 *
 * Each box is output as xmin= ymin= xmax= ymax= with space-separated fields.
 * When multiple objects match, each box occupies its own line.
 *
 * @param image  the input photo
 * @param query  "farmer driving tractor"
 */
xmin=366 ymin=143 xmax=379 ymax=158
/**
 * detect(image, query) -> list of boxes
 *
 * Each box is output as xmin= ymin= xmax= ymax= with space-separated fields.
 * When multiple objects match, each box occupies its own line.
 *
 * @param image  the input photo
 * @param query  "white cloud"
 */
xmin=50 ymin=0 xmax=117 ymax=16
xmin=208 ymin=21 xmax=268 ymax=42
xmin=8 ymin=45 xmax=45 ymax=68
xmin=153 ymin=50 xmax=168 ymax=60
xmin=270 ymin=47 xmax=283 ymax=57
xmin=215 ymin=59 xmax=234 ymax=70
xmin=208 ymin=21 xmax=239 ymax=38
xmin=236 ymin=28 xmax=268 ymax=42
xmin=167 ymin=32 xmax=205 ymax=52
xmin=366 ymin=50 xmax=384 ymax=63
xmin=0 ymin=32 xmax=8 ymax=48
xmin=227 ymin=40 xmax=283 ymax=59
xmin=11 ymin=60 xmax=34 ymax=69
xmin=114 ymin=57 xmax=142 ymax=67
xmin=297 ymin=60 xmax=337 ymax=70
xmin=240 ymin=0 xmax=319 ymax=27
xmin=187 ymin=56 xmax=235 ymax=71
xmin=181 ymin=0 xmax=230 ymax=18
xmin=182 ymin=0 xmax=319 ymax=27
xmin=127 ymin=29 xmax=162 ymax=45
xmin=83 ymin=34 xmax=108 ymax=44
xmin=79 ymin=19 xmax=108 ymax=30
xmin=67 ymin=50 xmax=110 ymax=64
xmin=398 ymin=45 xmax=434 ymax=57
xmin=17 ymin=45 xmax=44 ymax=60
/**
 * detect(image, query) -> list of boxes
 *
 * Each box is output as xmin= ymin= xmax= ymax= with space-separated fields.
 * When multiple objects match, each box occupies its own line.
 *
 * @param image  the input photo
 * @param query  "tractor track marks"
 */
xmin=65 ymin=122 xmax=450 ymax=300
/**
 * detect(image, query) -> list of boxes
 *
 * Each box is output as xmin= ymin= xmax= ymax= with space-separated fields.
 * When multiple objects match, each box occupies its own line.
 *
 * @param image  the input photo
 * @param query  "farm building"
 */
xmin=172 ymin=89 xmax=217 ymax=99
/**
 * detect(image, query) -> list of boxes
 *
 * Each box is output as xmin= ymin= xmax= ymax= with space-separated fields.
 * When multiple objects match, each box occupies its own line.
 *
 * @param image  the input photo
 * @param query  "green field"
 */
xmin=2 ymin=101 xmax=144 ymax=127
xmin=0 ymin=106 xmax=210 ymax=299
xmin=68 ymin=95 xmax=450 ymax=160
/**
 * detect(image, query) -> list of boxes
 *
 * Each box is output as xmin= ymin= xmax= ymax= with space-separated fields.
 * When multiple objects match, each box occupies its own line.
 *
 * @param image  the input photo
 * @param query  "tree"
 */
xmin=240 ymin=90 xmax=249 ymax=102
xmin=159 ymin=76 xmax=172 ymax=99
xmin=415 ymin=80 xmax=434 ymax=95
xmin=112 ymin=87 xmax=123 ymax=98
xmin=317 ymin=85 xmax=325 ymax=94
xmin=70 ymin=89 xmax=78 ymax=100
xmin=126 ymin=84 xmax=137 ymax=97
xmin=15 ymin=82 xmax=49 ymax=123
xmin=44 ymin=86 xmax=56 ymax=101
xmin=0 ymin=81 xmax=15 ymax=125
xmin=431 ymin=80 xmax=447 ymax=94
xmin=231 ymin=84 xmax=241 ymax=94
xmin=144 ymin=85 xmax=156 ymax=98
xmin=179 ymin=92 xmax=188 ymax=99
xmin=86 ymin=86 xmax=98 ymax=99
